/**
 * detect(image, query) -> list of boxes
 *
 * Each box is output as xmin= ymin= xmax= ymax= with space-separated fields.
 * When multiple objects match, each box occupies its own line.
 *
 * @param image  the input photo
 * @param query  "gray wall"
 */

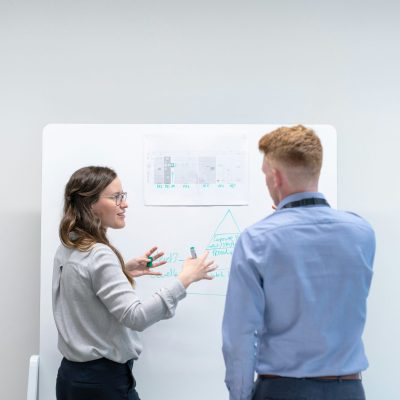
xmin=1 ymin=1 xmax=399 ymax=399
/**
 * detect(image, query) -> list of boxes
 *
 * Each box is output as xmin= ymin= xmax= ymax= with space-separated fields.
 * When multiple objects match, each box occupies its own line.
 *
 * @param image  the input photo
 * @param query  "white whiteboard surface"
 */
xmin=40 ymin=124 xmax=337 ymax=400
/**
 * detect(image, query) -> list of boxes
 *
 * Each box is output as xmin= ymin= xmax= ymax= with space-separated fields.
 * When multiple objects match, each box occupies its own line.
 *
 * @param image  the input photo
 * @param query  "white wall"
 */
xmin=1 ymin=1 xmax=399 ymax=399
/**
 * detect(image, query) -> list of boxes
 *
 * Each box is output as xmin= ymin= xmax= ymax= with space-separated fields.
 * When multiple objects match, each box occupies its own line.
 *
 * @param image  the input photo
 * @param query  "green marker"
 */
xmin=147 ymin=256 xmax=153 ymax=268
xmin=190 ymin=246 xmax=197 ymax=259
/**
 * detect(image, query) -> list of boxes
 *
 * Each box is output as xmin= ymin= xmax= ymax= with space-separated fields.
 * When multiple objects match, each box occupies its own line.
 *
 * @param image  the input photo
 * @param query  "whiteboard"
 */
xmin=40 ymin=124 xmax=337 ymax=400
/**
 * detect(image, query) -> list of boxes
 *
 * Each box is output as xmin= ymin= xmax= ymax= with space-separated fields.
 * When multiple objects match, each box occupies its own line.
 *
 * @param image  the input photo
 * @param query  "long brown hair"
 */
xmin=59 ymin=166 xmax=133 ymax=285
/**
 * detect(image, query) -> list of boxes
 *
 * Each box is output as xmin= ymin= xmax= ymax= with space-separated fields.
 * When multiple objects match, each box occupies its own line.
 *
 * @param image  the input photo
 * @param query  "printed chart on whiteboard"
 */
xmin=144 ymin=134 xmax=249 ymax=205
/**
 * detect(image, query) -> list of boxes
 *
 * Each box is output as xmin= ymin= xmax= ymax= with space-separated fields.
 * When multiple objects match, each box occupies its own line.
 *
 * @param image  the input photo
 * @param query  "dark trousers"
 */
xmin=252 ymin=376 xmax=366 ymax=400
xmin=56 ymin=357 xmax=141 ymax=400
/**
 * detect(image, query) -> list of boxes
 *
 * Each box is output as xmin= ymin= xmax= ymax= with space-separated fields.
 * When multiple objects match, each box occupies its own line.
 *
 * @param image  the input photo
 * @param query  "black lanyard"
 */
xmin=281 ymin=198 xmax=330 ymax=209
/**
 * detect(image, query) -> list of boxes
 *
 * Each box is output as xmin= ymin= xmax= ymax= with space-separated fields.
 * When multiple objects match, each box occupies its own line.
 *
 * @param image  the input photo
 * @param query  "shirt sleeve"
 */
xmin=222 ymin=231 xmax=265 ymax=400
xmin=89 ymin=244 xmax=186 ymax=332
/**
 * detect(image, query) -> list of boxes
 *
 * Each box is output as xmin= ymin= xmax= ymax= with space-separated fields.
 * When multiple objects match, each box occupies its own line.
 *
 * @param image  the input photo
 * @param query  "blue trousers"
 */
xmin=56 ymin=357 xmax=141 ymax=400
xmin=252 ymin=376 xmax=365 ymax=400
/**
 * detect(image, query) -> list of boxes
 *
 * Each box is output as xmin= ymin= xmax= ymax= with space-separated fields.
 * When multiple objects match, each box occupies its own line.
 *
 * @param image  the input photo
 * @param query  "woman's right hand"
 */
xmin=178 ymin=251 xmax=217 ymax=289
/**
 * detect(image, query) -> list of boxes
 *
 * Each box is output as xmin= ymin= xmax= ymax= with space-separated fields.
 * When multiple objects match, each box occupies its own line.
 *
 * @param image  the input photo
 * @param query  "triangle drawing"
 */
xmin=206 ymin=209 xmax=241 ymax=257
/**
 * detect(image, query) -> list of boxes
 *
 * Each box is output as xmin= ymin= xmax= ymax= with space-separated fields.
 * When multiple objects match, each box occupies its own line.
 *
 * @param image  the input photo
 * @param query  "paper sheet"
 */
xmin=144 ymin=134 xmax=249 ymax=205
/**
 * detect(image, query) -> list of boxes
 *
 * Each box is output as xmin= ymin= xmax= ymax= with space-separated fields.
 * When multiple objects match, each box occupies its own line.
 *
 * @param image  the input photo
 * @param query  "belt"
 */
xmin=259 ymin=373 xmax=361 ymax=381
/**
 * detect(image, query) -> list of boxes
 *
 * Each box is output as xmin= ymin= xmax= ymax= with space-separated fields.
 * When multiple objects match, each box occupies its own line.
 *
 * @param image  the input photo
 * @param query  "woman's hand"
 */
xmin=178 ymin=251 xmax=217 ymax=289
xmin=126 ymin=246 xmax=166 ymax=278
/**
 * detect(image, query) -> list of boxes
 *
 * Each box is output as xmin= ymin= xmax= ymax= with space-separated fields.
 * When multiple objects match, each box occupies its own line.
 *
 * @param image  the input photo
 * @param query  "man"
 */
xmin=222 ymin=125 xmax=375 ymax=400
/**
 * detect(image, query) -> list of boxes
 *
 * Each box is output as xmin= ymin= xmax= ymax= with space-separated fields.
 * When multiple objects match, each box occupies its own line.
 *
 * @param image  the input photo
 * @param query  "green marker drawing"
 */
xmin=147 ymin=256 xmax=153 ymax=268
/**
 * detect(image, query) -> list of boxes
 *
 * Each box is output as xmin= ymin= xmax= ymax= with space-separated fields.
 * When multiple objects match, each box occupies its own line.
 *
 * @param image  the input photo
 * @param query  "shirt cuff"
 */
xmin=164 ymin=279 xmax=187 ymax=303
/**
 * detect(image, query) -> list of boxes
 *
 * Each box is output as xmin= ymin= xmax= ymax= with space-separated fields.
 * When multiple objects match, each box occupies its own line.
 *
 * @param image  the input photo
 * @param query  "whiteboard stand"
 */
xmin=27 ymin=355 xmax=39 ymax=400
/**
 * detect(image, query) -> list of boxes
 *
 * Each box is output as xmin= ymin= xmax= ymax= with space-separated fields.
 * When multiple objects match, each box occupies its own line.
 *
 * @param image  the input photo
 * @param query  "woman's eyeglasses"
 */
xmin=101 ymin=192 xmax=128 ymax=206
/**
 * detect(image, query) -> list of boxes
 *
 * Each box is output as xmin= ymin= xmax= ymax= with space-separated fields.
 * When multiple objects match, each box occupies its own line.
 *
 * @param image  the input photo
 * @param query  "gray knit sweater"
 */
xmin=52 ymin=243 xmax=186 ymax=363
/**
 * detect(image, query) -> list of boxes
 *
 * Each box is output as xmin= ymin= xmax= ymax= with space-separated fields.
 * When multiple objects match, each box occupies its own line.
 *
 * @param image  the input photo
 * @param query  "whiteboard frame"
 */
xmin=38 ymin=124 xmax=337 ymax=400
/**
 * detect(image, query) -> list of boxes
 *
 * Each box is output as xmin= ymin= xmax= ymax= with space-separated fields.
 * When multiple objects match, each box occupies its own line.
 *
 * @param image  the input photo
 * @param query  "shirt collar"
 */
xmin=276 ymin=192 xmax=326 ymax=211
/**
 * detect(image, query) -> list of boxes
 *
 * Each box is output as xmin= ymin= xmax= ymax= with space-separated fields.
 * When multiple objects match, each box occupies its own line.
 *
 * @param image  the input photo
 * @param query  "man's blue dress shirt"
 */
xmin=222 ymin=192 xmax=375 ymax=400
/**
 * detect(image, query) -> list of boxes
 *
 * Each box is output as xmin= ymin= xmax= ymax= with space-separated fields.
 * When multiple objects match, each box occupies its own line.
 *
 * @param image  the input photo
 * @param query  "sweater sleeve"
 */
xmin=89 ymin=244 xmax=186 ymax=332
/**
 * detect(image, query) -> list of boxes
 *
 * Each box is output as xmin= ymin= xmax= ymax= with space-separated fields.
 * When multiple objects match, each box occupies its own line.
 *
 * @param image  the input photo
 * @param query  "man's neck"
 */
xmin=278 ymin=186 xmax=319 ymax=203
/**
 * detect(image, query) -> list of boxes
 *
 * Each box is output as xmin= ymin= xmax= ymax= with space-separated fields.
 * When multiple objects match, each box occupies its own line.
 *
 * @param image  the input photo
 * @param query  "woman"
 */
xmin=53 ymin=166 xmax=216 ymax=400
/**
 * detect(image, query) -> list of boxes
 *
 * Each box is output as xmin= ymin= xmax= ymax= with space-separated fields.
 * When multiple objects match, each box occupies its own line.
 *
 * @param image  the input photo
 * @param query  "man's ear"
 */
xmin=272 ymin=167 xmax=282 ymax=188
